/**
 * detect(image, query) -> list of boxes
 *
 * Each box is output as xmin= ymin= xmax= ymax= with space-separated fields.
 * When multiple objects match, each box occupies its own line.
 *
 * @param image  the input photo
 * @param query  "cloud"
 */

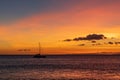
xmin=91 ymin=40 xmax=96 ymax=43
xmin=108 ymin=42 xmax=114 ymax=45
xmin=108 ymin=42 xmax=120 ymax=45
xmin=74 ymin=34 xmax=107 ymax=41
xmin=73 ymin=37 xmax=87 ymax=41
xmin=64 ymin=34 xmax=107 ymax=42
xmin=87 ymin=34 xmax=107 ymax=40
xmin=63 ymin=39 xmax=72 ymax=42
xmin=115 ymin=42 xmax=120 ymax=45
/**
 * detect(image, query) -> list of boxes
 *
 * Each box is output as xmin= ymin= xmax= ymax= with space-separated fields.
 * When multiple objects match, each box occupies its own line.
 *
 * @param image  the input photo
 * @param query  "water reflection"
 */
xmin=0 ymin=69 xmax=120 ymax=80
xmin=0 ymin=56 xmax=120 ymax=80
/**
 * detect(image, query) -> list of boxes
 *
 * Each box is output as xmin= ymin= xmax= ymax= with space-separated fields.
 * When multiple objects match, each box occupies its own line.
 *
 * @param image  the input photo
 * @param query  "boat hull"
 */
xmin=33 ymin=55 xmax=46 ymax=58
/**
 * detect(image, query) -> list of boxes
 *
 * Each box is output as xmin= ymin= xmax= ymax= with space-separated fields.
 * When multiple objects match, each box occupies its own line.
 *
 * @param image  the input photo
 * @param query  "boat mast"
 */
xmin=39 ymin=42 xmax=41 ymax=55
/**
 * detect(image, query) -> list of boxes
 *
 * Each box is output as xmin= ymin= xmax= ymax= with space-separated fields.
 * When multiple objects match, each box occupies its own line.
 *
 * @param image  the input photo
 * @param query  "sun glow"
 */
xmin=104 ymin=33 xmax=119 ymax=38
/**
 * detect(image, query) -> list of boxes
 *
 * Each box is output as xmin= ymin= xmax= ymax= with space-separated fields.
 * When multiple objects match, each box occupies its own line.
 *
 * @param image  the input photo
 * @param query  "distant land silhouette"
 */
xmin=0 ymin=52 xmax=120 ymax=56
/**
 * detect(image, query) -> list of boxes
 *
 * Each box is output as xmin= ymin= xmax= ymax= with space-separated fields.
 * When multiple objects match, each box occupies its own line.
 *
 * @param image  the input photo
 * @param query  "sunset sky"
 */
xmin=0 ymin=0 xmax=120 ymax=55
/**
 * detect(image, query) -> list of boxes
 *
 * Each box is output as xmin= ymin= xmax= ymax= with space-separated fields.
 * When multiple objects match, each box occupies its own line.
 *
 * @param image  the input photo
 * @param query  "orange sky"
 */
xmin=0 ymin=0 xmax=120 ymax=55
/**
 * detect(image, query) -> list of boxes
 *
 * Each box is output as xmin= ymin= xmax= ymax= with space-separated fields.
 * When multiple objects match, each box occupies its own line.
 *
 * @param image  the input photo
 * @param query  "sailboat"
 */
xmin=33 ymin=42 xmax=46 ymax=58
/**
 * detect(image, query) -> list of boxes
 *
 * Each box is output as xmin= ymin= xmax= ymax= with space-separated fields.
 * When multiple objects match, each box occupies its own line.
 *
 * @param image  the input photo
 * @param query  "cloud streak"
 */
xmin=64 ymin=34 xmax=107 ymax=42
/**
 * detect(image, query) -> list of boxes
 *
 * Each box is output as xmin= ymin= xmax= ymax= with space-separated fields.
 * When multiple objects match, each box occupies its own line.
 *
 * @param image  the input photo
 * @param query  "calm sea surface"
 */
xmin=0 ymin=55 xmax=120 ymax=80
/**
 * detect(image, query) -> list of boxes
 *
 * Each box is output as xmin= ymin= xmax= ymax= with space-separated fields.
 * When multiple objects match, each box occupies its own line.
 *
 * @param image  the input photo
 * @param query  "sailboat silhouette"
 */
xmin=33 ymin=42 xmax=46 ymax=58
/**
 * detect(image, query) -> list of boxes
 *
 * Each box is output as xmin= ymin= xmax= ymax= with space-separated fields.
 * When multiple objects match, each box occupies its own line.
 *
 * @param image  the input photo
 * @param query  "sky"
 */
xmin=0 ymin=0 xmax=120 ymax=55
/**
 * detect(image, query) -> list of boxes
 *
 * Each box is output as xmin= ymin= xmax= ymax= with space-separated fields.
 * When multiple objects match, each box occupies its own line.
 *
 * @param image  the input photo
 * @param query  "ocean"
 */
xmin=0 ymin=55 xmax=120 ymax=80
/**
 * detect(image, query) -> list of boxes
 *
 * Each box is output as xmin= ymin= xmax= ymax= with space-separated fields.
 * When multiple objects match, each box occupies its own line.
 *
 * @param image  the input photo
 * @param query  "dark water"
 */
xmin=0 ymin=55 xmax=120 ymax=80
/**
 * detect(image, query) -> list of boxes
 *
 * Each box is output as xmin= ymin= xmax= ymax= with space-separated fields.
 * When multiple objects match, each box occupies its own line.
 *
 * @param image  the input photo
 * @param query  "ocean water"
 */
xmin=0 ymin=55 xmax=120 ymax=80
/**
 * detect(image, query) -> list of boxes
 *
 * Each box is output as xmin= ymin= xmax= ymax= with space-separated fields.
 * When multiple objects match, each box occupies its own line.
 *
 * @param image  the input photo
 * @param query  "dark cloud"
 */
xmin=73 ymin=37 xmax=86 ymax=41
xmin=63 ymin=39 xmax=72 ymax=42
xmin=84 ymin=34 xmax=106 ymax=40
xmin=91 ymin=40 xmax=96 ymax=43
xmin=108 ymin=42 xmax=114 ymax=45
xmin=115 ymin=42 xmax=120 ymax=45
xmin=63 ymin=34 xmax=120 ymax=47
xmin=108 ymin=42 xmax=120 ymax=45
xmin=73 ymin=34 xmax=107 ymax=41
xmin=64 ymin=34 xmax=107 ymax=42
